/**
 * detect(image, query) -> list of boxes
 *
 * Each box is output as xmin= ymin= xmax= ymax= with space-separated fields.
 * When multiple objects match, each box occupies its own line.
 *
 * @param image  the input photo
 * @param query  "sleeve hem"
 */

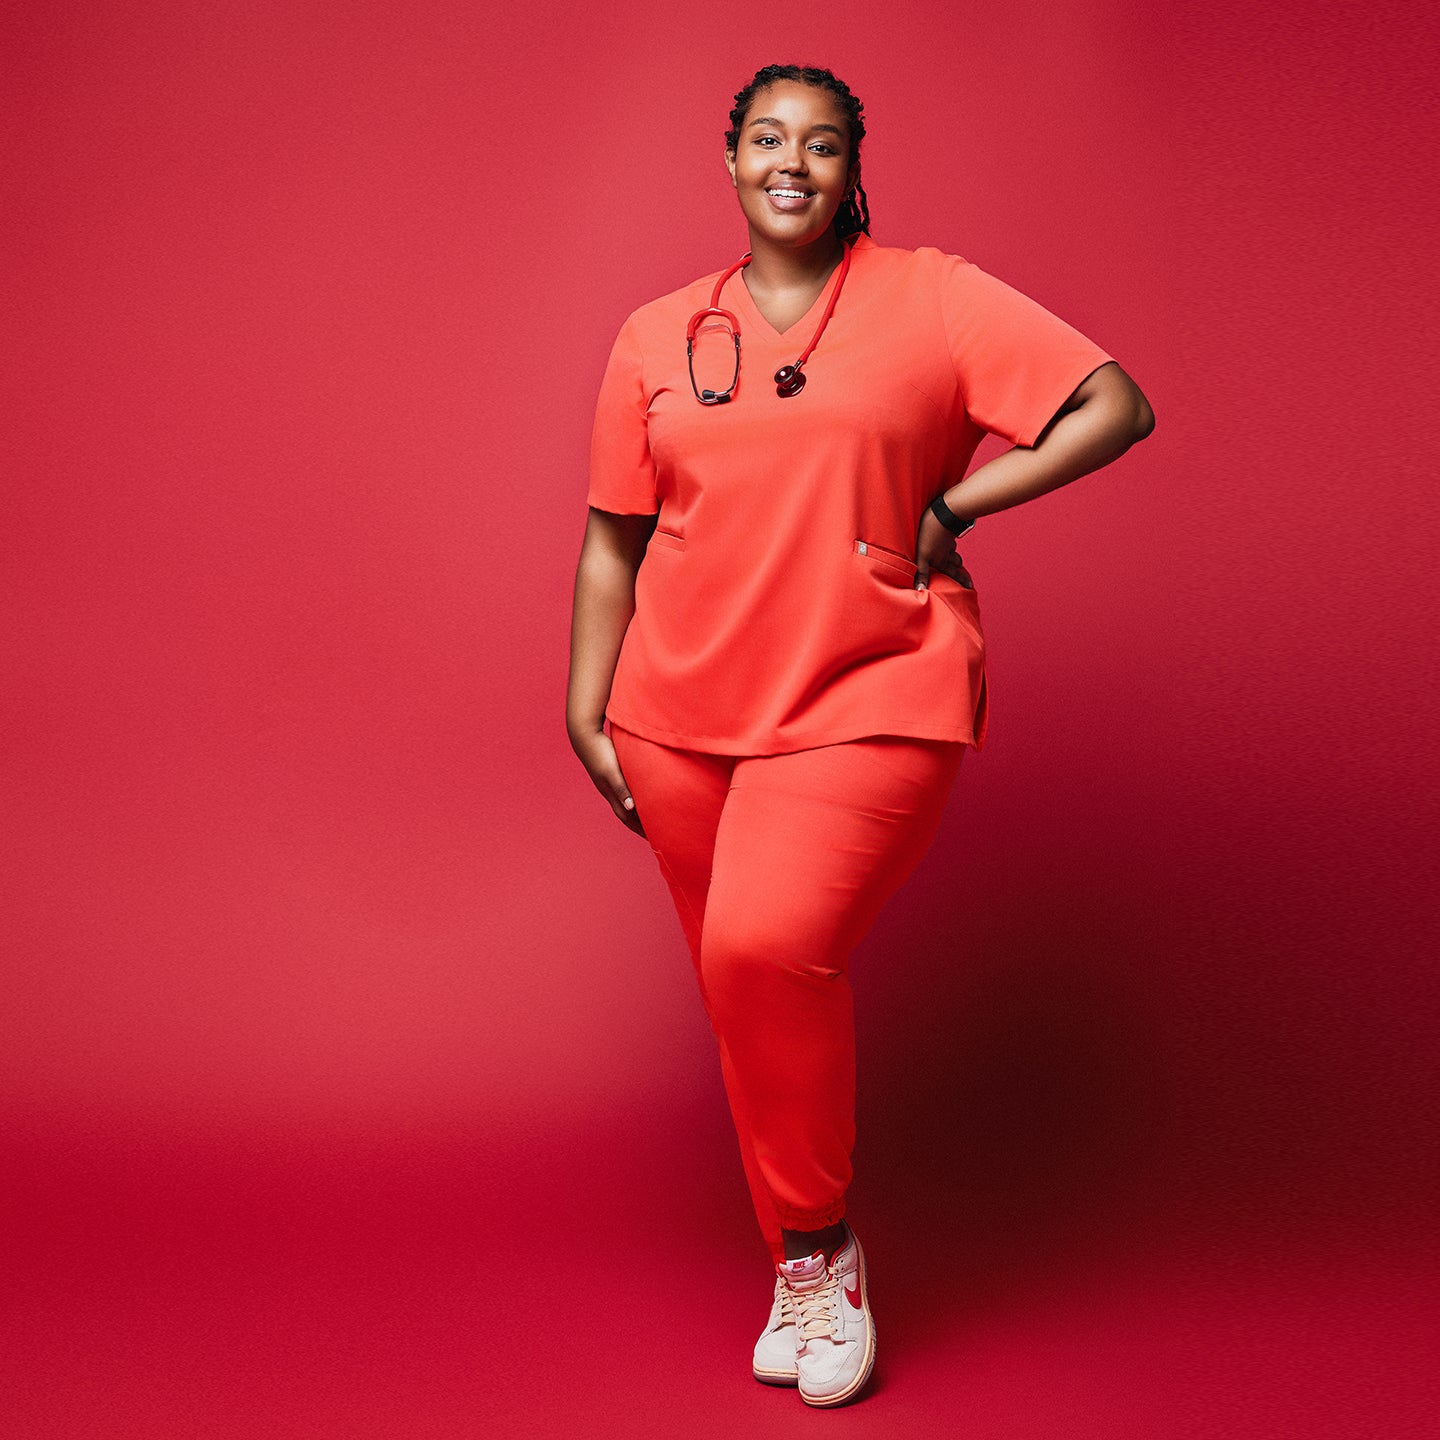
xmin=586 ymin=496 xmax=660 ymax=517
xmin=1009 ymin=356 xmax=1114 ymax=448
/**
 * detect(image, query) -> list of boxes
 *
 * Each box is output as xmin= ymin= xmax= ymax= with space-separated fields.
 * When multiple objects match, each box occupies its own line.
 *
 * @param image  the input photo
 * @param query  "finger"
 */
xmin=617 ymin=803 xmax=647 ymax=838
xmin=608 ymin=775 xmax=646 ymax=835
xmin=597 ymin=755 xmax=645 ymax=834
xmin=914 ymin=558 xmax=930 ymax=590
xmin=599 ymin=764 xmax=638 ymax=817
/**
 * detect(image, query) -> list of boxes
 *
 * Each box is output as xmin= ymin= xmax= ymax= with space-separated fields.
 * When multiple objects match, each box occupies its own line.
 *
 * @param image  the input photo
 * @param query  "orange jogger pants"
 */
xmin=610 ymin=726 xmax=965 ymax=1262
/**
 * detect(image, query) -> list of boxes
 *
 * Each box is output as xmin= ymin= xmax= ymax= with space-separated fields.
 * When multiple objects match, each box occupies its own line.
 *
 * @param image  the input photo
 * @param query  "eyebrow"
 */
xmin=745 ymin=116 xmax=845 ymax=137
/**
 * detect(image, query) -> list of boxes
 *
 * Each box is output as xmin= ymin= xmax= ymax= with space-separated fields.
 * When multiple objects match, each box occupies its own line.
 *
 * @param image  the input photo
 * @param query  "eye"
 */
xmin=754 ymin=135 xmax=780 ymax=147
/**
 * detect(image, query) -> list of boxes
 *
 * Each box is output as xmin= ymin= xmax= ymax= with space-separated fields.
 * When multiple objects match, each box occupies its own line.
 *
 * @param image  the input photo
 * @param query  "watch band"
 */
xmin=929 ymin=494 xmax=976 ymax=539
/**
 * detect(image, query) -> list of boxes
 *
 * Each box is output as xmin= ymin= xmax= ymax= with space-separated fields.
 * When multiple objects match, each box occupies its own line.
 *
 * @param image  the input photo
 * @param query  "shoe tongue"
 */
xmin=778 ymin=1250 xmax=828 ymax=1287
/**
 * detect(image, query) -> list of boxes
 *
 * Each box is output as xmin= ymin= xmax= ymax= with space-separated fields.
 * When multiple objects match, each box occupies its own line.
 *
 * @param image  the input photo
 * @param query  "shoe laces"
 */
xmin=785 ymin=1264 xmax=841 ymax=1342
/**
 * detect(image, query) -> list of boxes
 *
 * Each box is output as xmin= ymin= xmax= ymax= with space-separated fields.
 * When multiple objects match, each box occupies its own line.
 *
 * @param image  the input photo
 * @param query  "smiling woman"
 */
xmin=567 ymin=62 xmax=1154 ymax=1409
xmin=725 ymin=71 xmax=863 ymax=263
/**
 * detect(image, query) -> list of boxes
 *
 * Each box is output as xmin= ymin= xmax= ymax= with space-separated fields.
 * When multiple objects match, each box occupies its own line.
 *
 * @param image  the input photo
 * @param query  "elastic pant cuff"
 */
xmin=774 ymin=1195 xmax=847 ymax=1231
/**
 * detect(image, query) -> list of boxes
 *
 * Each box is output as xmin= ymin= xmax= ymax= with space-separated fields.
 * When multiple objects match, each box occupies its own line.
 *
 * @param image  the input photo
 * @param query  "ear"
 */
xmin=847 ymin=160 xmax=861 ymax=195
xmin=725 ymin=148 xmax=737 ymax=187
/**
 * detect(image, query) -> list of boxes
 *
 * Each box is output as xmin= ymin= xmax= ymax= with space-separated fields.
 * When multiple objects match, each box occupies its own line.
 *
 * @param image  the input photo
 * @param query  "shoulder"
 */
xmin=848 ymin=235 xmax=974 ymax=294
xmin=596 ymin=269 xmax=718 ymax=386
xmin=613 ymin=267 xmax=726 ymax=346
xmin=848 ymin=239 xmax=986 ymax=336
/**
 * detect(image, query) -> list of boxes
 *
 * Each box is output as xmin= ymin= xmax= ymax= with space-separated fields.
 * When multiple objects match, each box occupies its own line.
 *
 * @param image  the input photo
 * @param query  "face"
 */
xmin=725 ymin=81 xmax=858 ymax=249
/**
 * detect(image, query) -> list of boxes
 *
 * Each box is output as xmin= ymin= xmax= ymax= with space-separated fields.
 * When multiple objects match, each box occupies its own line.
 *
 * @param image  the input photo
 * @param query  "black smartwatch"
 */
xmin=929 ymin=494 xmax=976 ymax=539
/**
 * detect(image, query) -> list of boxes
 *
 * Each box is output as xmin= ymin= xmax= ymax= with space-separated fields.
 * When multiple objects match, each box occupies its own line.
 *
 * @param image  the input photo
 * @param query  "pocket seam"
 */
xmin=854 ymin=538 xmax=916 ymax=579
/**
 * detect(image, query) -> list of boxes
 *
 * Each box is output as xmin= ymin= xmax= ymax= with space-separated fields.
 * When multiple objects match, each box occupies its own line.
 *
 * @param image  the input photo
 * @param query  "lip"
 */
xmin=764 ymin=186 xmax=816 ymax=213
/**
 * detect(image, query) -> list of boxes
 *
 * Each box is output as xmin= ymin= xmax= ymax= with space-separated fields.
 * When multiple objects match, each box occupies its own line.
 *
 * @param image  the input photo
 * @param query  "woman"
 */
xmin=567 ymin=64 xmax=1153 ymax=1407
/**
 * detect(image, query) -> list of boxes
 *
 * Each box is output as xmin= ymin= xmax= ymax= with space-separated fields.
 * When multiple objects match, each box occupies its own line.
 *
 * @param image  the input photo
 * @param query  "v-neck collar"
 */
xmin=726 ymin=234 xmax=871 ymax=341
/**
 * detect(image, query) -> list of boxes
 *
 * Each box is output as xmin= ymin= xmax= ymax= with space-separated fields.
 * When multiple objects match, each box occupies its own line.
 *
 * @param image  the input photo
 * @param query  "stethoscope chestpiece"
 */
xmin=773 ymin=364 xmax=806 ymax=398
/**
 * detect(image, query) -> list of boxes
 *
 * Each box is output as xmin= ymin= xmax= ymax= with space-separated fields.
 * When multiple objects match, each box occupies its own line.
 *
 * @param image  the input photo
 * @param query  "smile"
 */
xmin=767 ymin=188 xmax=814 ymax=200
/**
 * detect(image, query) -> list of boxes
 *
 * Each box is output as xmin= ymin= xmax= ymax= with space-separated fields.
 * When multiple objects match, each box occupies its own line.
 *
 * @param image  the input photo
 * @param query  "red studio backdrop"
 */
xmin=4 ymin=1 xmax=1435 ymax=1435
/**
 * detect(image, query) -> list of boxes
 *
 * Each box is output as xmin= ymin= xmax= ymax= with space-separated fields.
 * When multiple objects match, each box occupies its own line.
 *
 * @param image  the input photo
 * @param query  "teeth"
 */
xmin=769 ymin=189 xmax=810 ymax=199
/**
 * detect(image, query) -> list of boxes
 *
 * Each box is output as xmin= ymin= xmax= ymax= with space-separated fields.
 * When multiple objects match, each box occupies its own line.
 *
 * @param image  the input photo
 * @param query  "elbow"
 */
xmin=1105 ymin=368 xmax=1152 ymax=446
xmin=1105 ymin=364 xmax=1154 ymax=446
xmin=1116 ymin=367 xmax=1155 ymax=444
xmin=1084 ymin=364 xmax=1155 ymax=454
xmin=1131 ymin=390 xmax=1155 ymax=443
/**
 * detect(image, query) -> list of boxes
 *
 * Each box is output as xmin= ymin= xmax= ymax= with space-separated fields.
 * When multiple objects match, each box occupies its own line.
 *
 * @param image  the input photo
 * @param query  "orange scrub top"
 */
xmin=587 ymin=234 xmax=1113 ymax=756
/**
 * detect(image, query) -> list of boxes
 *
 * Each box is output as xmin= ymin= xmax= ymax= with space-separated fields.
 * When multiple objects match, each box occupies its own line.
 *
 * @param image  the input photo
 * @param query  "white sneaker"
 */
xmin=752 ymin=1274 xmax=799 ymax=1385
xmin=777 ymin=1224 xmax=876 ymax=1408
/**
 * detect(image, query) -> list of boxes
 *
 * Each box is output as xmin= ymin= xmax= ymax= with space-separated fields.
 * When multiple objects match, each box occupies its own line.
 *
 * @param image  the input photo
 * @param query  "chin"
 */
xmin=746 ymin=210 xmax=841 ymax=247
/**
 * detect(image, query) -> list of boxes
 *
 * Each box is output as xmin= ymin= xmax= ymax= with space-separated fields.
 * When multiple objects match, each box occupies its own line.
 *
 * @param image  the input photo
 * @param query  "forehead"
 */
xmin=742 ymin=80 xmax=849 ymax=133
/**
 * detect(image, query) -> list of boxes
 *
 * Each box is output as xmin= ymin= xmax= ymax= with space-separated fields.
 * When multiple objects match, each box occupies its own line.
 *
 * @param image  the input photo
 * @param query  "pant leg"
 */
xmin=611 ymin=726 xmax=964 ymax=1252
xmin=609 ymin=725 xmax=787 ymax=1261
xmin=701 ymin=736 xmax=965 ymax=1231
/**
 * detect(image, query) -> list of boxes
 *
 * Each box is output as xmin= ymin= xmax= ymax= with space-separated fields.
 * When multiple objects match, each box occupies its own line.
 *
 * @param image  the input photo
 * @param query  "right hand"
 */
xmin=570 ymin=726 xmax=646 ymax=837
xmin=914 ymin=505 xmax=973 ymax=591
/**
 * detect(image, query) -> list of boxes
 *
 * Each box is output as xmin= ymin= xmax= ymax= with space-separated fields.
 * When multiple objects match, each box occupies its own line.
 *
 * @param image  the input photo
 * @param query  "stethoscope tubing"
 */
xmin=687 ymin=237 xmax=855 ymax=404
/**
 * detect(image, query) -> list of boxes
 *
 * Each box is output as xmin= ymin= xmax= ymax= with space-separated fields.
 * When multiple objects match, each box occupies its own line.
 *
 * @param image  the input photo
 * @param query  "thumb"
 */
xmin=914 ymin=557 xmax=930 ymax=591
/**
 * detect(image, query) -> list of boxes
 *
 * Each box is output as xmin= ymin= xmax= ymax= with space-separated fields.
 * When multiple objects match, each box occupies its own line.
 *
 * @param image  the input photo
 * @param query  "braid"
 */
xmin=724 ymin=65 xmax=871 ymax=237
xmin=836 ymin=181 xmax=870 ymax=241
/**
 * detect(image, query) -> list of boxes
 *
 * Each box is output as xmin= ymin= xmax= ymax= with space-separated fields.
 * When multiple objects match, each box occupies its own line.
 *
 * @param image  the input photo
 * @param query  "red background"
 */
xmin=4 ymin=1 xmax=1435 ymax=1434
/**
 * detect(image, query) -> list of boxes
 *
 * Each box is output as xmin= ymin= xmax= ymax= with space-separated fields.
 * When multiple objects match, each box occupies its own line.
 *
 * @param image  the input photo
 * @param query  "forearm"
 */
xmin=566 ymin=512 xmax=649 ymax=743
xmin=942 ymin=362 xmax=1154 ymax=522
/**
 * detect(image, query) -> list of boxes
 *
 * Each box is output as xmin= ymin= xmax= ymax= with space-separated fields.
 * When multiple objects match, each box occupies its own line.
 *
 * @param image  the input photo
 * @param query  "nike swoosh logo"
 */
xmin=845 ymin=1280 xmax=863 ymax=1309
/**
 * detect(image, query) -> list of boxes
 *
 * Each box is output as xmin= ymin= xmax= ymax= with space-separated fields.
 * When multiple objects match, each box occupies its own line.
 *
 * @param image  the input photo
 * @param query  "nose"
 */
xmin=776 ymin=138 xmax=809 ymax=172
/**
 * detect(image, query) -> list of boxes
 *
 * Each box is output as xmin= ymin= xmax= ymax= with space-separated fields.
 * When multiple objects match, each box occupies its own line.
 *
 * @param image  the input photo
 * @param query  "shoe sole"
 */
xmin=752 ymin=1365 xmax=799 ymax=1386
xmin=798 ymin=1239 xmax=876 ymax=1409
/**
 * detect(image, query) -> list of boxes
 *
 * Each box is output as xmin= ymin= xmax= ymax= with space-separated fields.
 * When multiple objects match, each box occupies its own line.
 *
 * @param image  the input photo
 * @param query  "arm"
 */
xmin=567 ymin=506 xmax=657 ymax=835
xmin=915 ymin=361 xmax=1155 ymax=586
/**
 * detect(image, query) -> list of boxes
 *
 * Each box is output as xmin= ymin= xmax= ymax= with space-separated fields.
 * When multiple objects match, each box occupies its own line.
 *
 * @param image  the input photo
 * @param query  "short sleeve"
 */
xmin=939 ymin=256 xmax=1114 ymax=447
xmin=587 ymin=318 xmax=660 ymax=515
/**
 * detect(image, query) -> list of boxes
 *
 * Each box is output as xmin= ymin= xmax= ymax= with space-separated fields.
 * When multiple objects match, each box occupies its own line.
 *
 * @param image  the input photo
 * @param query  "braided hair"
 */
xmin=724 ymin=64 xmax=871 ymax=240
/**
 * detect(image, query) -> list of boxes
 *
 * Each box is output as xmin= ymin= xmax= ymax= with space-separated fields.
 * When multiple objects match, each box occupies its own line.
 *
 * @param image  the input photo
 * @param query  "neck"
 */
xmin=743 ymin=228 xmax=846 ymax=290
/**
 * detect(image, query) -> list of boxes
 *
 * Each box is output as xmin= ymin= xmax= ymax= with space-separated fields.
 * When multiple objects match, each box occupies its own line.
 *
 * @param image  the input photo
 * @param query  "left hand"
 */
xmin=914 ymin=507 xmax=973 ymax=590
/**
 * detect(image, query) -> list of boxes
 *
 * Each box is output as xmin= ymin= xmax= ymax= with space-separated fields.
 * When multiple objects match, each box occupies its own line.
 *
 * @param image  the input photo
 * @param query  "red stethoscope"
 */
xmin=686 ymin=237 xmax=855 ymax=404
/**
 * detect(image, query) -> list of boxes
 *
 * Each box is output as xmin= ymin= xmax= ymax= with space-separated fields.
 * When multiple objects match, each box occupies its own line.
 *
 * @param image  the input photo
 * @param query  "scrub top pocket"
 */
xmin=853 ymin=538 xmax=918 ymax=581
